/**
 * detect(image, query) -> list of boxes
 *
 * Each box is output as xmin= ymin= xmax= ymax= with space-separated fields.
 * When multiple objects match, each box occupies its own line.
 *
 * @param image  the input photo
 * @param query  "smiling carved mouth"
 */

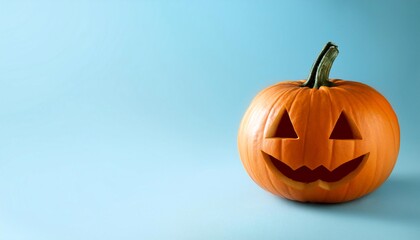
xmin=265 ymin=153 xmax=368 ymax=183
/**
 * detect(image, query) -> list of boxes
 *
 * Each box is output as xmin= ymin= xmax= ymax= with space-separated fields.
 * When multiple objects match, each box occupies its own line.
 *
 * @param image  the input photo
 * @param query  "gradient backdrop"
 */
xmin=0 ymin=1 xmax=419 ymax=239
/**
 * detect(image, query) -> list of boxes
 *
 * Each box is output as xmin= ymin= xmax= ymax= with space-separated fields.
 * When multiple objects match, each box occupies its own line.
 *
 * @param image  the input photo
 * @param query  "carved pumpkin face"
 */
xmin=263 ymin=104 xmax=369 ymax=190
xmin=238 ymin=43 xmax=400 ymax=203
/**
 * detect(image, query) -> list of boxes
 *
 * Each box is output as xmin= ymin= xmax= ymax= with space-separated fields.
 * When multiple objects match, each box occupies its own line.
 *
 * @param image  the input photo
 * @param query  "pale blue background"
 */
xmin=0 ymin=1 xmax=419 ymax=239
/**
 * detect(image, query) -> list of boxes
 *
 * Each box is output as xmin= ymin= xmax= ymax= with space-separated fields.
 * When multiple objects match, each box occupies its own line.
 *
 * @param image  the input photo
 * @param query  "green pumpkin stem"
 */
xmin=301 ymin=42 xmax=339 ymax=89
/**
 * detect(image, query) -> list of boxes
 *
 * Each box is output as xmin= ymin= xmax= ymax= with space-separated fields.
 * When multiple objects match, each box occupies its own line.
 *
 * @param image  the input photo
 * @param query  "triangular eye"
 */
xmin=273 ymin=110 xmax=298 ymax=139
xmin=330 ymin=111 xmax=362 ymax=140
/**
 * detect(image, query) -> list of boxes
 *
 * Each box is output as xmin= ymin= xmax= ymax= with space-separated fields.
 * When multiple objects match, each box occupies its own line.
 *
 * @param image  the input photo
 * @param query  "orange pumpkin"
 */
xmin=238 ymin=42 xmax=400 ymax=203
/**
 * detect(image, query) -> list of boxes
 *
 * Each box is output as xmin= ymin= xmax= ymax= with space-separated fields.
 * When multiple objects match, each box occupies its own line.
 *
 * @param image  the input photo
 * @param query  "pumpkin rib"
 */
xmin=266 ymin=86 xmax=303 ymax=198
xmin=238 ymin=106 xmax=257 ymax=181
xmin=336 ymin=85 xmax=370 ymax=199
xmin=357 ymin=84 xmax=399 ymax=156
xmin=336 ymin=85 xmax=361 ymax=201
xmin=342 ymin=84 xmax=381 ymax=198
xmin=324 ymin=87 xmax=336 ymax=202
xmin=353 ymin=86 xmax=383 ymax=197
xmin=252 ymin=86 xmax=298 ymax=195
xmin=285 ymin=84 xmax=312 ymax=171
xmin=351 ymin=85 xmax=399 ymax=192
xmin=301 ymin=89 xmax=315 ymax=168
xmin=237 ymin=84 xmax=276 ymax=175
xmin=247 ymin=106 xmax=276 ymax=190
xmin=239 ymin=95 xmax=265 ymax=185
xmin=263 ymin=86 xmax=309 ymax=199
xmin=282 ymin=87 xmax=308 ymax=200
xmin=345 ymin=87 xmax=377 ymax=201
xmin=281 ymin=86 xmax=305 ymax=162
xmin=240 ymin=84 xmax=286 ymax=182
xmin=329 ymin=85 xmax=356 ymax=202
xmin=264 ymin=158 xmax=285 ymax=197
xmin=324 ymin=87 xmax=335 ymax=171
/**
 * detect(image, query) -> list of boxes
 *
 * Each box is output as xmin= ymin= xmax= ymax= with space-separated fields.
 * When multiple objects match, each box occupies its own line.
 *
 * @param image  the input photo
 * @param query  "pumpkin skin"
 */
xmin=238 ymin=43 xmax=400 ymax=203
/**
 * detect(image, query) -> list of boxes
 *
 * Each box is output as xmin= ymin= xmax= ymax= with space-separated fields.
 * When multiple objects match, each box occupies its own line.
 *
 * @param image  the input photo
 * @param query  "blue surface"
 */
xmin=0 ymin=1 xmax=419 ymax=239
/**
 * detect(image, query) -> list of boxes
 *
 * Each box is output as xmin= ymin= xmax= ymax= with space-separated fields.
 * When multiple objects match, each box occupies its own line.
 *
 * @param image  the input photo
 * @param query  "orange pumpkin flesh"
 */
xmin=238 ymin=43 xmax=400 ymax=203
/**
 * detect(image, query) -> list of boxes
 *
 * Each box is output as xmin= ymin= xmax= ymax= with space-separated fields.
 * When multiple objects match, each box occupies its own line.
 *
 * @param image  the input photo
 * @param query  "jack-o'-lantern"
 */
xmin=238 ymin=42 xmax=400 ymax=203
